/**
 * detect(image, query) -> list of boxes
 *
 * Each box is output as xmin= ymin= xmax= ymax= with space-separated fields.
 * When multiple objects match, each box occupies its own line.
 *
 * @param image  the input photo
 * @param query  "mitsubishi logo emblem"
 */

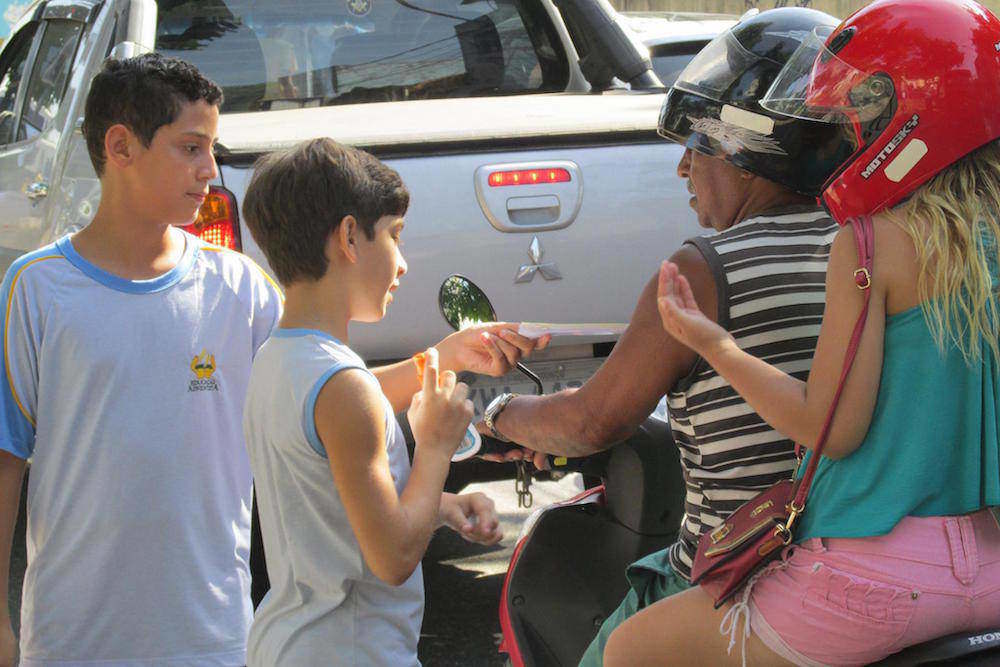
xmin=515 ymin=236 xmax=562 ymax=283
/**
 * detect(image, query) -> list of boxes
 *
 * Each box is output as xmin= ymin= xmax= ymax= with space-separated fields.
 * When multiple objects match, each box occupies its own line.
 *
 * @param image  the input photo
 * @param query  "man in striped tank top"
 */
xmin=481 ymin=9 xmax=851 ymax=664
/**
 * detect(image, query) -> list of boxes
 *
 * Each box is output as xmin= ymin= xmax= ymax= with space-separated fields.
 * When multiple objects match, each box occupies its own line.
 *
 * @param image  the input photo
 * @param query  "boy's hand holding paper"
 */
xmin=436 ymin=323 xmax=550 ymax=377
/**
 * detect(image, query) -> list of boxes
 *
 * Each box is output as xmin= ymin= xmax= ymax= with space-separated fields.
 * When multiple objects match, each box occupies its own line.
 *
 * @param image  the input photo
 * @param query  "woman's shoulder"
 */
xmin=870 ymin=214 xmax=922 ymax=315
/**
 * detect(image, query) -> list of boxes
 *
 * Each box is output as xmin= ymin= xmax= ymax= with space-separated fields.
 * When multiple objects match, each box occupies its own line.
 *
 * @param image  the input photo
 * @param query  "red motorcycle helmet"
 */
xmin=760 ymin=0 xmax=1000 ymax=224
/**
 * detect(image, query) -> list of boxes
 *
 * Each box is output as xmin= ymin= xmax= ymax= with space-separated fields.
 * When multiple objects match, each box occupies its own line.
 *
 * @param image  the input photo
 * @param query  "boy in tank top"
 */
xmin=240 ymin=137 xmax=546 ymax=665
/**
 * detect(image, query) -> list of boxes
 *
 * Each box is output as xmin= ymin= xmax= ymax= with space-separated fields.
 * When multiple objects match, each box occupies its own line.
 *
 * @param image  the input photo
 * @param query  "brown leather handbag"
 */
xmin=690 ymin=215 xmax=875 ymax=608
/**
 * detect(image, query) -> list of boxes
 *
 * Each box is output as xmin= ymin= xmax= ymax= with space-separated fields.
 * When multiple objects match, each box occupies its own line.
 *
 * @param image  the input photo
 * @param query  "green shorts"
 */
xmin=577 ymin=545 xmax=691 ymax=667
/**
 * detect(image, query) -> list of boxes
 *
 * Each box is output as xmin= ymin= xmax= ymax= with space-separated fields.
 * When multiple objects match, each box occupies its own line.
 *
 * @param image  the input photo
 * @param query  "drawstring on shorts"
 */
xmin=718 ymin=557 xmax=790 ymax=667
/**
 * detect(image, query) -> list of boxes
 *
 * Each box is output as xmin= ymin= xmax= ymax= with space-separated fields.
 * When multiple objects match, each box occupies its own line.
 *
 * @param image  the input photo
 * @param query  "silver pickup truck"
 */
xmin=0 ymin=0 xmax=715 ymax=420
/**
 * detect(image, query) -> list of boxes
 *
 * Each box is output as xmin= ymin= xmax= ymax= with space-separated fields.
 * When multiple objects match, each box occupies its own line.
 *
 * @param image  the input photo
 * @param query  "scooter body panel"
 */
xmin=873 ymin=628 xmax=1000 ymax=665
xmin=502 ymin=501 xmax=674 ymax=667
xmin=499 ymin=417 xmax=685 ymax=666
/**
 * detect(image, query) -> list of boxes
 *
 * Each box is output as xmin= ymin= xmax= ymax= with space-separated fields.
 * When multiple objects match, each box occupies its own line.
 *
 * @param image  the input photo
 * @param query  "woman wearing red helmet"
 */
xmin=604 ymin=0 xmax=1000 ymax=665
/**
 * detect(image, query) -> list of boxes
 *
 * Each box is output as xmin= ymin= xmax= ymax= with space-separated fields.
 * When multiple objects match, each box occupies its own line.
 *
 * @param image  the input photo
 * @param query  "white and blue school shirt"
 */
xmin=244 ymin=330 xmax=423 ymax=667
xmin=0 ymin=229 xmax=282 ymax=666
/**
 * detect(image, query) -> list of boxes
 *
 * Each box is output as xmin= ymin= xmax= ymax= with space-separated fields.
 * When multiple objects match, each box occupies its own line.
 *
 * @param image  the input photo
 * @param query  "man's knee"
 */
xmin=602 ymin=623 xmax=631 ymax=667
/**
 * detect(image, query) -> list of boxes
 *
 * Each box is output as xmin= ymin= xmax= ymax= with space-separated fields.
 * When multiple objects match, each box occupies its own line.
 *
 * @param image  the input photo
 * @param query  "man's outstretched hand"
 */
xmin=477 ymin=432 xmax=550 ymax=471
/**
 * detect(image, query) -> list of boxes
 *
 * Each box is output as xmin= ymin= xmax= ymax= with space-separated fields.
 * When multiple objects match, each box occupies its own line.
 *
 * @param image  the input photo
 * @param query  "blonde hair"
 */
xmin=883 ymin=139 xmax=1000 ymax=362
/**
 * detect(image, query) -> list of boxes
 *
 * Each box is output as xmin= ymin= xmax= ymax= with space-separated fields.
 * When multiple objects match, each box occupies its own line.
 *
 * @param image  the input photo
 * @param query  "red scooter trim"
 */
xmin=498 ymin=484 xmax=607 ymax=665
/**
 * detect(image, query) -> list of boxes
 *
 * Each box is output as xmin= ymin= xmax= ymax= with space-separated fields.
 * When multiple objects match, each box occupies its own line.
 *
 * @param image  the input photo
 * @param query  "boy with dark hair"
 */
xmin=241 ymin=137 xmax=544 ymax=665
xmin=81 ymin=54 xmax=224 ymax=174
xmin=0 ymin=53 xmax=280 ymax=666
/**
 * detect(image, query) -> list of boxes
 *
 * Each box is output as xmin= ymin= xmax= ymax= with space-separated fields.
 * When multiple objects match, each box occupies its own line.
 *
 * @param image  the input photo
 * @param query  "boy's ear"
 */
xmin=333 ymin=215 xmax=359 ymax=264
xmin=104 ymin=124 xmax=140 ymax=170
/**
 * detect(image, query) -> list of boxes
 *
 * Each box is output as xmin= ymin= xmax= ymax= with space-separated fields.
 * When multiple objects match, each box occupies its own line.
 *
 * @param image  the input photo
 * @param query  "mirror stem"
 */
xmin=517 ymin=362 xmax=544 ymax=396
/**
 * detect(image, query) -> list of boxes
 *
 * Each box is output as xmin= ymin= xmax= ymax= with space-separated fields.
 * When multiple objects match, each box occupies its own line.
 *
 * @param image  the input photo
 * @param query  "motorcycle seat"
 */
xmin=871 ymin=628 xmax=1000 ymax=665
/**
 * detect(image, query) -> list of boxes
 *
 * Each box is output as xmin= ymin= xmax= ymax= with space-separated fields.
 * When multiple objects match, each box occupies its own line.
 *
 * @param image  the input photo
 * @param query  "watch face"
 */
xmin=486 ymin=392 xmax=509 ymax=415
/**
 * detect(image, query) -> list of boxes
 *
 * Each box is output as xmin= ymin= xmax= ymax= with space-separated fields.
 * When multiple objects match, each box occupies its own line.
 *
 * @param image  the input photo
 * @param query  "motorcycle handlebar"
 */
xmin=478 ymin=434 xmax=610 ymax=476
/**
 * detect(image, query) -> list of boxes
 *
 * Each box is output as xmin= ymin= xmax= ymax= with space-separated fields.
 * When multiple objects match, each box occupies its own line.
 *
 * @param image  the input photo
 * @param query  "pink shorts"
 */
xmin=747 ymin=510 xmax=1000 ymax=666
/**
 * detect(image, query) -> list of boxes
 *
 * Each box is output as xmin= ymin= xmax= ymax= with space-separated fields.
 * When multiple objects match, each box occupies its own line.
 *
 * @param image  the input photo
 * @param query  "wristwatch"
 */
xmin=483 ymin=392 xmax=517 ymax=441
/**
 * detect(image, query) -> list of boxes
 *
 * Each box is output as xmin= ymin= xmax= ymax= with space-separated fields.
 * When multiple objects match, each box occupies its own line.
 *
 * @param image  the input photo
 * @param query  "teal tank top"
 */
xmin=796 ymin=302 xmax=1000 ymax=541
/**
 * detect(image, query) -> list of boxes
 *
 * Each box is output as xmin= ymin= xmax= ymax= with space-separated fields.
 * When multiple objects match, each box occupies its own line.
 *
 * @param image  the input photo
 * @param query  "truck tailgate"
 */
xmin=217 ymin=93 xmax=700 ymax=373
xmin=223 ymin=139 xmax=696 ymax=359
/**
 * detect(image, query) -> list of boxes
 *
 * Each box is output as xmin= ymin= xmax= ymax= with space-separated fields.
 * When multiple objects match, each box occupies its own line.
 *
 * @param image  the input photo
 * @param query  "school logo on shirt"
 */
xmin=347 ymin=0 xmax=371 ymax=16
xmin=189 ymin=350 xmax=219 ymax=392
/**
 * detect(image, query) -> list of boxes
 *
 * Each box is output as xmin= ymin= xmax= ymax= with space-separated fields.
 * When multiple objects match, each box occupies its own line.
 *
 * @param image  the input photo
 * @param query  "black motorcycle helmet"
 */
xmin=658 ymin=8 xmax=852 ymax=197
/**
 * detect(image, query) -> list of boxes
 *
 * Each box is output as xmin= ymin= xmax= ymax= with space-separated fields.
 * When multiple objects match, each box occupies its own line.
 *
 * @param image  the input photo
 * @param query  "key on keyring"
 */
xmin=515 ymin=459 xmax=533 ymax=508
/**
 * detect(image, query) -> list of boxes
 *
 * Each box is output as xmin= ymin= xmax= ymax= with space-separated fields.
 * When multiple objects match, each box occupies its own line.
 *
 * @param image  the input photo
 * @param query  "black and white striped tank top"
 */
xmin=667 ymin=206 xmax=838 ymax=581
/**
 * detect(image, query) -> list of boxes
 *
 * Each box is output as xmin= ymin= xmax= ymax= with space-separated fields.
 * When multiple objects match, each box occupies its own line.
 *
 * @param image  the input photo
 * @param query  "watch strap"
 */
xmin=485 ymin=392 xmax=516 ymax=440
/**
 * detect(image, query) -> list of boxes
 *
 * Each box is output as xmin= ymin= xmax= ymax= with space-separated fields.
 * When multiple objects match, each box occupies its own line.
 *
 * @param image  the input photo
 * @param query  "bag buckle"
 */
xmin=781 ymin=500 xmax=805 ymax=542
xmin=854 ymin=268 xmax=871 ymax=290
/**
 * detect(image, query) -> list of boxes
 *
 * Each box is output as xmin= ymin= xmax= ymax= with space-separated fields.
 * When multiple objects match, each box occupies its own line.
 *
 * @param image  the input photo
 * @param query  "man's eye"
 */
xmin=185 ymin=145 xmax=199 ymax=154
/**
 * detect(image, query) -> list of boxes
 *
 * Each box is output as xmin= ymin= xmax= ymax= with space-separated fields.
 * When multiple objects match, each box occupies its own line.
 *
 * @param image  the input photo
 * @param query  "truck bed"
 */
xmin=216 ymin=91 xmax=669 ymax=155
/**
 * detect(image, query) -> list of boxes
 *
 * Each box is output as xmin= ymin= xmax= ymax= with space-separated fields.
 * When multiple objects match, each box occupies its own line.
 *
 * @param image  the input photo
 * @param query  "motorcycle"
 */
xmin=437 ymin=274 xmax=1000 ymax=667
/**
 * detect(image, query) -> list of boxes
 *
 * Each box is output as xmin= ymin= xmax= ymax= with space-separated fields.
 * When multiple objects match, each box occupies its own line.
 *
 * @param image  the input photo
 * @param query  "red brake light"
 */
xmin=488 ymin=168 xmax=571 ymax=187
xmin=189 ymin=186 xmax=242 ymax=250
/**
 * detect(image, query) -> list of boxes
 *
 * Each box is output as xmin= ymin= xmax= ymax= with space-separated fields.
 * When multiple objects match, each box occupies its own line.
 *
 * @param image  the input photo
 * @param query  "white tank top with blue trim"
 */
xmin=244 ymin=329 xmax=423 ymax=667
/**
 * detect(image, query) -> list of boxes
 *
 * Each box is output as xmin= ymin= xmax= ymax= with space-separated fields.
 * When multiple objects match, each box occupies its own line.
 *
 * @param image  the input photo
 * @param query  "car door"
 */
xmin=0 ymin=1 xmax=97 ymax=276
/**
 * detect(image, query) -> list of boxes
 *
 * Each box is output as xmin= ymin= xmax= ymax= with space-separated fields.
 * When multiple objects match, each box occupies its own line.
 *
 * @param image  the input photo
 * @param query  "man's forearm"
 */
xmin=0 ymin=453 xmax=25 ymax=628
xmin=492 ymin=389 xmax=620 ymax=457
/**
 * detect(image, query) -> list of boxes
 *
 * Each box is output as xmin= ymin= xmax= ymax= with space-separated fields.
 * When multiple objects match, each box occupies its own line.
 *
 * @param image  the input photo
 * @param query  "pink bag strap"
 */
xmin=789 ymin=215 xmax=875 ymax=517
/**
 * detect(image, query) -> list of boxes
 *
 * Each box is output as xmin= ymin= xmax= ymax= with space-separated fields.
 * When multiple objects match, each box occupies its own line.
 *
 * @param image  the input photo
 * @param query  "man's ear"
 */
xmin=333 ymin=215 xmax=359 ymax=264
xmin=104 ymin=124 xmax=140 ymax=170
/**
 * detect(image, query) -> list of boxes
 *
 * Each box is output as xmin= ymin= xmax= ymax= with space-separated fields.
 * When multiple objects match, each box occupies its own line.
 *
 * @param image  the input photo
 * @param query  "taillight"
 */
xmin=189 ymin=186 xmax=242 ymax=250
xmin=488 ymin=168 xmax=571 ymax=187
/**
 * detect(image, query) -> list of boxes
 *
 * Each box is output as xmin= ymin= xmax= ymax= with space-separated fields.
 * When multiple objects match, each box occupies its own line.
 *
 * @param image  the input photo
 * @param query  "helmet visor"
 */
xmin=760 ymin=26 xmax=893 ymax=125
xmin=673 ymin=30 xmax=761 ymax=102
xmin=658 ymin=88 xmax=790 ymax=160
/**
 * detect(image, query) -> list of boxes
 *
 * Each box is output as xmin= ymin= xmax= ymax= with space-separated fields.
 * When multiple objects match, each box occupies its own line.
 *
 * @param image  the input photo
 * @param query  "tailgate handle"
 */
xmin=506 ymin=195 xmax=560 ymax=226
xmin=475 ymin=161 xmax=582 ymax=233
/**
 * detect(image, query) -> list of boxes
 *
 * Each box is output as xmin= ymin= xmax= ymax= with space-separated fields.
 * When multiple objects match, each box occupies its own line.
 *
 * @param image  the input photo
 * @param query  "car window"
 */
xmin=154 ymin=0 xmax=568 ymax=113
xmin=0 ymin=23 xmax=38 ymax=144
xmin=650 ymin=40 xmax=709 ymax=88
xmin=18 ymin=19 xmax=83 ymax=141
